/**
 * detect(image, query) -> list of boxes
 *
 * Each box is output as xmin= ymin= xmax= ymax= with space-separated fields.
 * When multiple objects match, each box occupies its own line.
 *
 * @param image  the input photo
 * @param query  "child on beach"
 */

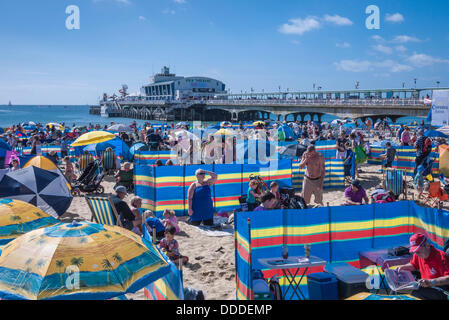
xmin=380 ymin=142 xmax=397 ymax=170
xmin=247 ymin=179 xmax=260 ymax=211
xmin=130 ymin=196 xmax=143 ymax=235
xmin=144 ymin=210 xmax=166 ymax=240
xmin=162 ymin=209 xmax=180 ymax=234
xmin=159 ymin=226 xmax=189 ymax=265
xmin=414 ymin=165 xmax=425 ymax=199
xmin=270 ymin=181 xmax=281 ymax=209
xmin=63 ymin=156 xmax=76 ymax=183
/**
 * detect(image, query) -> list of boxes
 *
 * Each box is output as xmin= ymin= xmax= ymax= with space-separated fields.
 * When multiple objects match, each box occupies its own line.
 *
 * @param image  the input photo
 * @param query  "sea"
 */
xmin=0 ymin=105 xmax=427 ymax=128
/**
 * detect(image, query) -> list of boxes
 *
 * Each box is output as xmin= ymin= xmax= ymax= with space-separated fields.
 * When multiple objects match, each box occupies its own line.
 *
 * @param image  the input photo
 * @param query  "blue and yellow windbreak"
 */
xmin=234 ymin=201 xmax=448 ymax=300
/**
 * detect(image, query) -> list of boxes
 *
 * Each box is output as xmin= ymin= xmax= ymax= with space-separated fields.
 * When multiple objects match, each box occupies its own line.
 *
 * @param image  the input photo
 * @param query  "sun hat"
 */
xmin=409 ymin=233 xmax=427 ymax=253
xmin=115 ymin=186 xmax=128 ymax=194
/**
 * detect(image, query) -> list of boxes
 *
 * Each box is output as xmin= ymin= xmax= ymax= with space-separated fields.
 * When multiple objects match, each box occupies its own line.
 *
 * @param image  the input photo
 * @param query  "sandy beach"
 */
xmin=59 ymin=161 xmax=434 ymax=300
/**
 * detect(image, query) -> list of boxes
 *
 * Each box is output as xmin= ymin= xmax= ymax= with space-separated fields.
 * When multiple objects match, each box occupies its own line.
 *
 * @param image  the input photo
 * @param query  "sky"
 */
xmin=1 ymin=0 xmax=449 ymax=104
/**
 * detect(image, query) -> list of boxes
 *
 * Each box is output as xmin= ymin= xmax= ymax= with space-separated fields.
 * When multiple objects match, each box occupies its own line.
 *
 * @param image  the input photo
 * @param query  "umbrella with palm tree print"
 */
xmin=0 ymin=199 xmax=59 ymax=246
xmin=0 ymin=221 xmax=171 ymax=300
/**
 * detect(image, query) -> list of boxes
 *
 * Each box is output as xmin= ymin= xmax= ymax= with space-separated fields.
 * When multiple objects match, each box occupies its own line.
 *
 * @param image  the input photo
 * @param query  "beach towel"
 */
xmin=191 ymin=216 xmax=234 ymax=237
xmin=354 ymin=145 xmax=367 ymax=165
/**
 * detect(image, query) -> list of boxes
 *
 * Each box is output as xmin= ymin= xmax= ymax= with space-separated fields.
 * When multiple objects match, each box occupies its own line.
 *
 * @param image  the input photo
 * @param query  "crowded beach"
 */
xmin=1 ymin=118 xmax=449 ymax=300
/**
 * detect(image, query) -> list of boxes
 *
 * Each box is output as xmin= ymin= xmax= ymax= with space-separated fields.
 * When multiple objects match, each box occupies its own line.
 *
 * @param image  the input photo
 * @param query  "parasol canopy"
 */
xmin=71 ymin=131 xmax=116 ymax=147
xmin=0 ymin=221 xmax=171 ymax=300
xmin=0 ymin=198 xmax=59 ymax=246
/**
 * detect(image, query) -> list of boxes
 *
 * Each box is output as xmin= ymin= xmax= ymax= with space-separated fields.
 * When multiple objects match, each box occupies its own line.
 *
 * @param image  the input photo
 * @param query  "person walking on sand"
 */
xmin=299 ymin=145 xmax=325 ymax=206
xmin=187 ymin=169 xmax=218 ymax=226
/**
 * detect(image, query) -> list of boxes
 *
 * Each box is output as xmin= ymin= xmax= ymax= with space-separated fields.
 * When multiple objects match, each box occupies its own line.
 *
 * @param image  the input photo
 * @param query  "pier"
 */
xmin=90 ymin=87 xmax=444 ymax=123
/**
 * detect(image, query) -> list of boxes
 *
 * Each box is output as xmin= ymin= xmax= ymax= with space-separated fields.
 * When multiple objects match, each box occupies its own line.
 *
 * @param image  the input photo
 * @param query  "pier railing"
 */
xmin=205 ymin=98 xmax=427 ymax=107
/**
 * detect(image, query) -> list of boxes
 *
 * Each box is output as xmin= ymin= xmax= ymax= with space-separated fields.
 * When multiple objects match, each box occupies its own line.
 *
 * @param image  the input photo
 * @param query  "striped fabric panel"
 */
xmin=234 ymin=201 xmax=428 ymax=300
xmin=101 ymin=150 xmax=115 ymax=170
xmin=384 ymin=169 xmax=405 ymax=197
xmin=22 ymin=146 xmax=62 ymax=157
xmin=292 ymin=159 xmax=344 ymax=192
xmin=87 ymin=197 xmax=115 ymax=225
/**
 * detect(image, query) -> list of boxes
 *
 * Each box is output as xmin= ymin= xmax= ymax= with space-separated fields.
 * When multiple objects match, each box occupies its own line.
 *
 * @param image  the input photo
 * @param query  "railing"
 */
xmin=205 ymin=99 xmax=427 ymax=107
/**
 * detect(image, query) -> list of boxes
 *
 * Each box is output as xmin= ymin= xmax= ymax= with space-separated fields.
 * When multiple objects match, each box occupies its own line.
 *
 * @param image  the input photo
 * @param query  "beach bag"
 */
xmin=354 ymin=145 xmax=367 ymax=164
xmin=370 ymin=189 xmax=395 ymax=203
xmin=288 ymin=195 xmax=308 ymax=210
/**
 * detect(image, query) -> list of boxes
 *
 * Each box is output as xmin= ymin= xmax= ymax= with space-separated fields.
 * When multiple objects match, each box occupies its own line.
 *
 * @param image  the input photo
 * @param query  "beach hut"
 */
xmin=0 ymin=166 xmax=73 ymax=218
xmin=0 ymin=198 xmax=58 ymax=246
xmin=0 ymin=221 xmax=171 ymax=300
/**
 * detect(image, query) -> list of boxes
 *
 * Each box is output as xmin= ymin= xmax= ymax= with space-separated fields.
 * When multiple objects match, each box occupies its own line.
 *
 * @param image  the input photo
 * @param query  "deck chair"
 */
xmin=423 ymin=181 xmax=449 ymax=208
xmin=85 ymin=195 xmax=122 ymax=227
xmin=383 ymin=168 xmax=407 ymax=200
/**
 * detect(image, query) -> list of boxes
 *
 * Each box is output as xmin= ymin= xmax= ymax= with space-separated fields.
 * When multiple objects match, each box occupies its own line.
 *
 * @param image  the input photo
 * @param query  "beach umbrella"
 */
xmin=46 ymin=123 xmax=64 ymax=131
xmin=23 ymin=156 xmax=70 ymax=190
xmin=0 ymin=198 xmax=59 ymax=246
xmin=107 ymin=124 xmax=132 ymax=132
xmin=437 ymin=126 xmax=449 ymax=136
xmin=83 ymin=142 xmax=116 ymax=154
xmin=253 ymin=121 xmax=265 ymax=127
xmin=0 ymin=166 xmax=73 ymax=218
xmin=213 ymin=128 xmax=234 ymax=136
xmin=331 ymin=119 xmax=343 ymax=126
xmin=129 ymin=143 xmax=147 ymax=156
xmin=277 ymin=124 xmax=296 ymax=141
xmin=71 ymin=131 xmax=115 ymax=147
xmin=220 ymin=121 xmax=232 ymax=128
xmin=0 ymin=221 xmax=171 ymax=300
xmin=0 ymin=140 xmax=11 ymax=151
xmin=279 ymin=143 xmax=307 ymax=158
xmin=425 ymin=130 xmax=448 ymax=138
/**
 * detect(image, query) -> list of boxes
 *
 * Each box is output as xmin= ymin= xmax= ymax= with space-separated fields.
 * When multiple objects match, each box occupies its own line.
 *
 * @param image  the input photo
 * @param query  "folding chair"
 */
xmin=383 ymin=168 xmax=407 ymax=200
xmin=423 ymin=181 xmax=449 ymax=208
xmin=85 ymin=195 xmax=122 ymax=227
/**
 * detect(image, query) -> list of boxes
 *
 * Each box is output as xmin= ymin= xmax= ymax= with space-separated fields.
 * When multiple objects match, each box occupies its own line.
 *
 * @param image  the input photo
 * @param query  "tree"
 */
xmin=56 ymin=260 xmax=65 ymax=287
xmin=102 ymin=259 xmax=113 ymax=284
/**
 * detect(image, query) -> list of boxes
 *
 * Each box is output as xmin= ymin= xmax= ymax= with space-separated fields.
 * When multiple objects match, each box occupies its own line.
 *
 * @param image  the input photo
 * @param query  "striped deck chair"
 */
xmin=383 ymin=168 xmax=407 ymax=200
xmin=85 ymin=195 xmax=122 ymax=227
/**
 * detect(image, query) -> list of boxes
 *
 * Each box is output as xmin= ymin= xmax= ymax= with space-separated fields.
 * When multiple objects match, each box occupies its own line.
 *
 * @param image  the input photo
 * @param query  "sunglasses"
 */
xmin=197 ymin=172 xmax=206 ymax=175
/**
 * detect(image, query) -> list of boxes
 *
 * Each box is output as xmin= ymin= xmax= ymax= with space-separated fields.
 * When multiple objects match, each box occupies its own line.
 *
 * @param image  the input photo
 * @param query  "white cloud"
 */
xmin=372 ymin=44 xmax=393 ymax=55
xmin=375 ymin=60 xmax=413 ymax=72
xmin=372 ymin=35 xmax=385 ymax=42
xmin=278 ymin=16 xmax=321 ymax=36
xmin=334 ymin=59 xmax=413 ymax=73
xmin=116 ymin=0 xmax=131 ymax=5
xmin=323 ymin=14 xmax=353 ymax=26
xmin=163 ymin=9 xmax=176 ymax=14
xmin=386 ymin=13 xmax=404 ymax=23
xmin=138 ymin=16 xmax=146 ymax=21
xmin=334 ymin=60 xmax=372 ymax=72
xmin=393 ymin=35 xmax=421 ymax=43
xmin=408 ymin=53 xmax=449 ymax=67
xmin=395 ymin=45 xmax=407 ymax=53
xmin=336 ymin=42 xmax=351 ymax=48
xmin=173 ymin=0 xmax=186 ymax=3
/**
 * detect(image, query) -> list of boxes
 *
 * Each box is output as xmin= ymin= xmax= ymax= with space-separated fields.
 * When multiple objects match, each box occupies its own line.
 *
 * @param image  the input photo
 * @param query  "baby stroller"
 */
xmin=71 ymin=159 xmax=105 ymax=196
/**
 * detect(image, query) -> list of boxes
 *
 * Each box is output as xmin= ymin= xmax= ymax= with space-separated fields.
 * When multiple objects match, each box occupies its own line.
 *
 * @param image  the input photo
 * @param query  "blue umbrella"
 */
xmin=83 ymin=141 xmax=116 ymax=154
xmin=129 ymin=142 xmax=147 ymax=156
xmin=424 ymin=130 xmax=448 ymax=138
xmin=0 ymin=140 xmax=11 ymax=151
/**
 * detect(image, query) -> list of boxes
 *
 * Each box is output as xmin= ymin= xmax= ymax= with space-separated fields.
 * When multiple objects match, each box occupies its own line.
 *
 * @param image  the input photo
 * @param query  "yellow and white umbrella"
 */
xmin=71 ymin=131 xmax=116 ymax=147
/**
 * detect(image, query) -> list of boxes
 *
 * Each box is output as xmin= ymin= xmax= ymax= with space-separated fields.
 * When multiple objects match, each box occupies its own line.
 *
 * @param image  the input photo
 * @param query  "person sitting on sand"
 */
xmin=160 ymin=226 xmax=189 ymax=265
xmin=162 ymin=209 xmax=180 ymax=234
xmin=114 ymin=162 xmax=134 ymax=192
xmin=253 ymin=192 xmax=278 ymax=211
xmin=270 ymin=181 xmax=281 ymax=209
xmin=111 ymin=186 xmax=138 ymax=232
xmin=130 ymin=196 xmax=143 ymax=235
xmin=345 ymin=180 xmax=369 ymax=206
xmin=144 ymin=211 xmax=166 ymax=240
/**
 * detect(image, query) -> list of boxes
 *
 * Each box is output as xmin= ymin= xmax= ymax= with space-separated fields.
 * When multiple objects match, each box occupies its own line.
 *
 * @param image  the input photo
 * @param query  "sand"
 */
xmin=60 ymin=162 xmax=433 ymax=300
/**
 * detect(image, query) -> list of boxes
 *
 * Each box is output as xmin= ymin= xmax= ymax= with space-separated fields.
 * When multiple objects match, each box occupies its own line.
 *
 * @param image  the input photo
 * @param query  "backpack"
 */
xmin=370 ymin=189 xmax=395 ymax=203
